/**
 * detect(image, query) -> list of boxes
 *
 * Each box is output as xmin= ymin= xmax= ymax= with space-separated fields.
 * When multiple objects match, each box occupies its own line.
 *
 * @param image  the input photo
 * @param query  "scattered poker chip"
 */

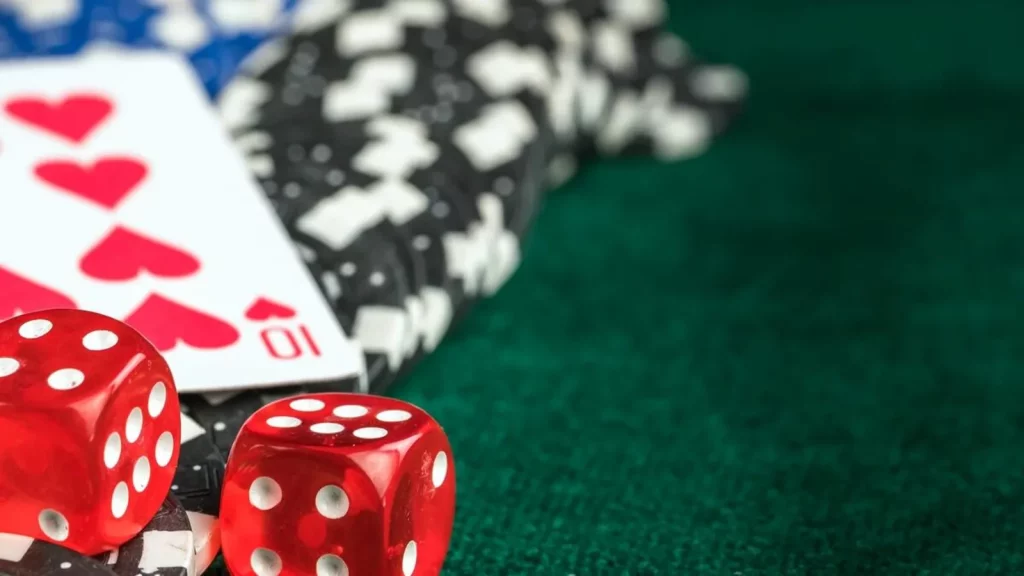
xmin=0 ymin=534 xmax=115 ymax=576
xmin=578 ymin=10 xmax=747 ymax=159
xmin=95 ymin=495 xmax=194 ymax=576
xmin=174 ymin=412 xmax=225 ymax=574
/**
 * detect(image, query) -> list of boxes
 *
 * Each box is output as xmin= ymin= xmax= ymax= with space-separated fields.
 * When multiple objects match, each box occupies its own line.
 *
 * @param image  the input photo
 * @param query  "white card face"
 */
xmin=0 ymin=51 xmax=365 ymax=393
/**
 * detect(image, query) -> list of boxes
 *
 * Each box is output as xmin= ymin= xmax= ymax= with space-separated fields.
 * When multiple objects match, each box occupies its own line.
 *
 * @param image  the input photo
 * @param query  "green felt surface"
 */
xmin=396 ymin=2 xmax=1024 ymax=574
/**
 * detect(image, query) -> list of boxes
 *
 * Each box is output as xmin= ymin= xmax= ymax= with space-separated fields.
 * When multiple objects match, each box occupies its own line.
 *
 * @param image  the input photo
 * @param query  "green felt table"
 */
xmin=395 ymin=2 xmax=1024 ymax=574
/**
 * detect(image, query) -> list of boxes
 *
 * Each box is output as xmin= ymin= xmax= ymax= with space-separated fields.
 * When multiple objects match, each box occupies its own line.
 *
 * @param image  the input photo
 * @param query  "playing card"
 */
xmin=0 ymin=50 xmax=365 ymax=393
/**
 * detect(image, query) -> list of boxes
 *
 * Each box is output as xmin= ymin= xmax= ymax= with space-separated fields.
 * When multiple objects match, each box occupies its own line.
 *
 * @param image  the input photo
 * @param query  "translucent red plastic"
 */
xmin=0 ymin=309 xmax=181 ymax=555
xmin=221 ymin=392 xmax=455 ymax=576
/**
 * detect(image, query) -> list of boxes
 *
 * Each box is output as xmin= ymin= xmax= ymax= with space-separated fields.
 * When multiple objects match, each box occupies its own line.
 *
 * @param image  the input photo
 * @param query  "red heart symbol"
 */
xmin=5 ymin=94 xmax=113 ymax=143
xmin=244 ymin=297 xmax=297 ymax=321
xmin=34 ymin=157 xmax=147 ymax=210
xmin=125 ymin=294 xmax=240 ymax=353
xmin=0 ymin=267 xmax=76 ymax=320
xmin=80 ymin=226 xmax=200 ymax=281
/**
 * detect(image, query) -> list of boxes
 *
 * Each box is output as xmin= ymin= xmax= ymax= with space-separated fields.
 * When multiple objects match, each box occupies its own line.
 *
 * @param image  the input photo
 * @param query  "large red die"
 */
xmin=221 ymin=393 xmax=455 ymax=576
xmin=0 ymin=309 xmax=181 ymax=554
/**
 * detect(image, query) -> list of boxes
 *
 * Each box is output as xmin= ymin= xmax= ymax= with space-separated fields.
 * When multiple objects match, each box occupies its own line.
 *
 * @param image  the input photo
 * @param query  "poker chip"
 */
xmin=173 ymin=412 xmax=225 ymax=574
xmin=0 ymin=534 xmax=115 ymax=576
xmin=577 ymin=9 xmax=747 ymax=159
xmin=219 ymin=3 xmax=556 ymax=302
xmin=237 ymin=113 xmax=490 ymax=349
xmin=0 ymin=0 xmax=312 ymax=96
xmin=95 ymin=495 xmax=194 ymax=576
xmin=235 ymin=123 xmax=421 ymax=391
xmin=0 ymin=0 xmax=90 ymax=57
xmin=299 ymin=222 xmax=417 ymax=392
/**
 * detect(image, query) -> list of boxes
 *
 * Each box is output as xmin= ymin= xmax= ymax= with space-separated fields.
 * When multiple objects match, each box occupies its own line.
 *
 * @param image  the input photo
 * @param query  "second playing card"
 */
xmin=0 ymin=51 xmax=364 ymax=393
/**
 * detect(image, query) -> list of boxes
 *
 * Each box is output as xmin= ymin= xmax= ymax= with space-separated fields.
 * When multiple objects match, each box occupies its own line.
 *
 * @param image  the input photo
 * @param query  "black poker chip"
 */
xmin=578 ymin=17 xmax=747 ymax=158
xmin=0 ymin=535 xmax=115 ymax=576
xmin=292 ymin=115 xmax=490 ymax=336
xmin=297 ymin=223 xmax=416 ymax=392
xmin=173 ymin=412 xmax=224 ymax=518
xmin=340 ymin=136 xmax=491 ymax=331
xmin=173 ymin=411 xmax=225 ymax=574
xmin=212 ymin=0 xmax=749 ymax=401
xmin=95 ymin=495 xmax=194 ymax=576
xmin=356 ymin=16 xmax=557 ymax=291
xmin=625 ymin=32 xmax=747 ymax=158
xmin=238 ymin=126 xmax=420 ymax=391
xmin=347 ymin=11 xmax=557 ymax=237
xmin=219 ymin=1 xmax=557 ymax=132
xmin=220 ymin=6 xmax=560 ymax=290
xmin=235 ymin=113 xmax=491 ymax=371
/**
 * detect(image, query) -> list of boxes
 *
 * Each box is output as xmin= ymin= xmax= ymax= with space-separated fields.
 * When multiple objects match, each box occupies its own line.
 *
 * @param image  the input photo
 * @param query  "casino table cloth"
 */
xmin=393 ymin=2 xmax=1024 ymax=574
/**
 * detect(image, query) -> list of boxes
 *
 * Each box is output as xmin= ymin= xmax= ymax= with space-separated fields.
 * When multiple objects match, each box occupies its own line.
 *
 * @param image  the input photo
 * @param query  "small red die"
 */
xmin=220 ymin=393 xmax=455 ymax=576
xmin=0 ymin=309 xmax=181 ymax=555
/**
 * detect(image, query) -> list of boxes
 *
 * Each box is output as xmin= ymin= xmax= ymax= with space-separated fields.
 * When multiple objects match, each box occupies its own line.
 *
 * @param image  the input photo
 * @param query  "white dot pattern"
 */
xmin=316 ymin=555 xmax=348 ymax=576
xmin=0 ymin=357 xmax=18 ymax=377
xmin=103 ymin=433 xmax=121 ymax=469
xmin=19 ymin=319 xmax=52 ymax=339
xmin=125 ymin=408 xmax=144 ymax=443
xmin=315 ymin=485 xmax=349 ymax=519
xmin=259 ymin=399 xmax=428 ymax=443
xmin=155 ymin=431 xmax=175 ymax=467
xmin=432 ymin=452 xmax=448 ymax=488
xmin=251 ymin=548 xmax=282 ymax=576
xmin=267 ymin=416 xmax=301 ymax=428
xmin=403 ymin=541 xmax=417 ymax=576
xmin=47 ymin=368 xmax=84 ymax=391
xmin=376 ymin=409 xmax=411 ymax=422
xmin=310 ymin=422 xmax=344 ymax=434
xmin=333 ymin=405 xmax=368 ymax=418
xmin=250 ymin=477 xmax=283 ymax=510
xmin=111 ymin=482 xmax=129 ymax=518
xmin=290 ymin=398 xmax=325 ymax=412
xmin=148 ymin=382 xmax=167 ymax=417
xmin=82 ymin=330 xmax=118 ymax=351
xmin=38 ymin=509 xmax=69 ymax=542
xmin=353 ymin=427 xmax=388 ymax=440
xmin=133 ymin=457 xmax=151 ymax=492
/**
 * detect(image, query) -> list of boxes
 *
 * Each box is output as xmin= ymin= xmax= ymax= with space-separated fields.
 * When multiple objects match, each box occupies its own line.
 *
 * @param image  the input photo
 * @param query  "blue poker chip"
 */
xmin=0 ymin=0 xmax=91 ymax=57
xmin=0 ymin=0 xmax=305 ymax=97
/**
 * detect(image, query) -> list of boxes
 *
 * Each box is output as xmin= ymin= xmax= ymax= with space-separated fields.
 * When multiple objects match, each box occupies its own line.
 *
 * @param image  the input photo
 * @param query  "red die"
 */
xmin=221 ymin=393 xmax=455 ymax=576
xmin=0 ymin=309 xmax=181 ymax=555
